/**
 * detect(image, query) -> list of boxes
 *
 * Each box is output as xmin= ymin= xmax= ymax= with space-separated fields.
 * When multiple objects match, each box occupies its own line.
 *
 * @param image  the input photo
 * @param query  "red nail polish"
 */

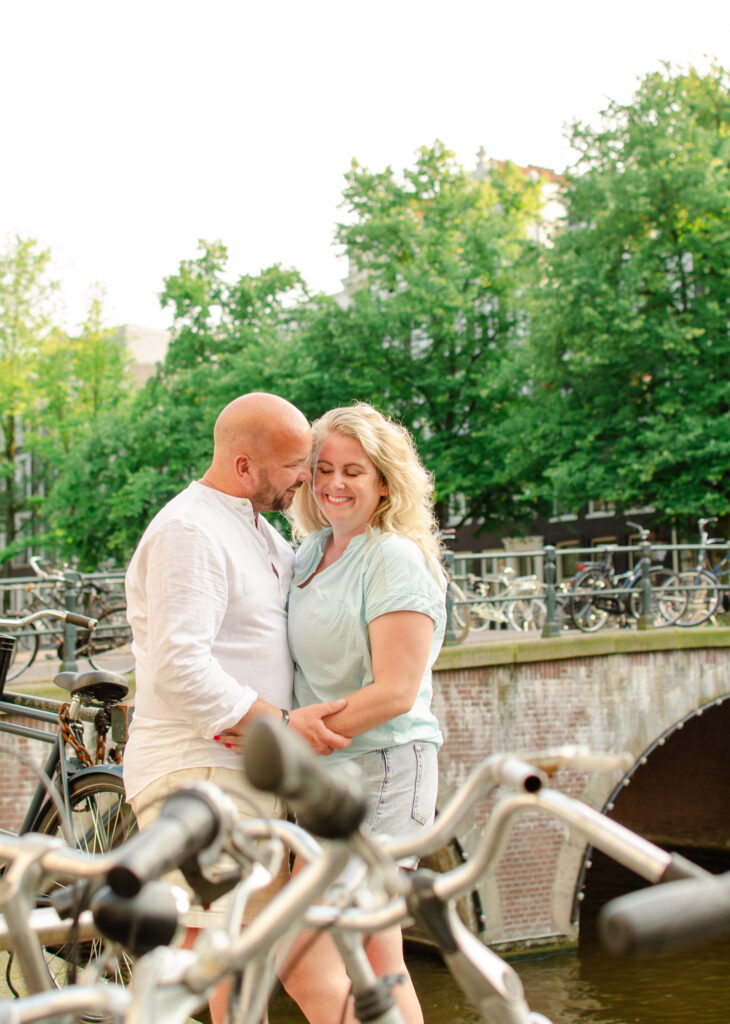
xmin=213 ymin=735 xmax=220 ymax=741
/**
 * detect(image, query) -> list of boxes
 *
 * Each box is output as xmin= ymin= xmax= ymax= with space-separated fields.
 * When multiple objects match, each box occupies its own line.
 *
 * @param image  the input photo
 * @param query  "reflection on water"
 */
xmin=271 ymin=937 xmax=730 ymax=1024
xmin=517 ymin=938 xmax=730 ymax=1024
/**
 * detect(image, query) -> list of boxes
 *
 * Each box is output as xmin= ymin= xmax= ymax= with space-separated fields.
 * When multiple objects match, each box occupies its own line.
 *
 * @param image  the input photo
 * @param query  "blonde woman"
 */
xmin=281 ymin=403 xmax=446 ymax=1024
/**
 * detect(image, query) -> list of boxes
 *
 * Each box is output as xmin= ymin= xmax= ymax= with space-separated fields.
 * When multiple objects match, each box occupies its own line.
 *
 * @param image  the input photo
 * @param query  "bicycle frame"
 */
xmin=0 ymin=692 xmax=124 ymax=838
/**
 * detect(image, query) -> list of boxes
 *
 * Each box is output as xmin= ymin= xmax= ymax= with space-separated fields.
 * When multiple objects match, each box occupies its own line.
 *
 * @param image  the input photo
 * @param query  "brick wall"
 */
xmin=0 ymin=714 xmax=57 ymax=833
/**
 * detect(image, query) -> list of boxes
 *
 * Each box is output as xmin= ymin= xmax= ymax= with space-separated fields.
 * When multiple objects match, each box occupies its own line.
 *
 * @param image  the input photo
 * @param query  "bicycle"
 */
xmin=0 ymin=606 xmax=136 ymax=999
xmin=568 ymin=522 xmax=686 ymax=632
xmin=670 ymin=516 xmax=729 ymax=627
xmin=5 ymin=555 xmax=133 ymax=681
xmin=0 ymin=723 xmax=712 ymax=1024
xmin=449 ymin=569 xmax=548 ymax=636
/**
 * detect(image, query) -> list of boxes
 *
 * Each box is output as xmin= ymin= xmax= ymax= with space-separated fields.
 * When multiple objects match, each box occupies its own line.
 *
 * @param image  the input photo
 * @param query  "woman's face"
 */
xmin=313 ymin=432 xmax=387 ymax=538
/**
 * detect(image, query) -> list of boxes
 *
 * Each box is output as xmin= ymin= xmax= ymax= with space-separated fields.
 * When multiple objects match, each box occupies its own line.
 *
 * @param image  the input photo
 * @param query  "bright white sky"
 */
xmin=2 ymin=0 xmax=729 ymax=332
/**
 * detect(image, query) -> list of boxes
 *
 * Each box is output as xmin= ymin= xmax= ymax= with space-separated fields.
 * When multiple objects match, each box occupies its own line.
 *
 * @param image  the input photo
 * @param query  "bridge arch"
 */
xmin=575 ymin=694 xmax=730 ymax=938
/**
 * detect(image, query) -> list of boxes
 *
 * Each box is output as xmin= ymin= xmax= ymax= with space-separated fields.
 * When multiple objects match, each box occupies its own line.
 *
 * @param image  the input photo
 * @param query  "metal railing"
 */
xmin=0 ymin=569 xmax=127 ymax=672
xmin=444 ymin=540 xmax=730 ymax=643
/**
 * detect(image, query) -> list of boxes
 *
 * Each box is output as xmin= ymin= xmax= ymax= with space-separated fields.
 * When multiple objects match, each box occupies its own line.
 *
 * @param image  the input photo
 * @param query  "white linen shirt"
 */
xmin=123 ymin=481 xmax=294 ymax=800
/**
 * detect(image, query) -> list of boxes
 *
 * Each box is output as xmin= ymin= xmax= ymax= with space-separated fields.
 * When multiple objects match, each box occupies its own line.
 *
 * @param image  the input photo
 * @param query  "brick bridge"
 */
xmin=430 ymin=627 xmax=730 ymax=952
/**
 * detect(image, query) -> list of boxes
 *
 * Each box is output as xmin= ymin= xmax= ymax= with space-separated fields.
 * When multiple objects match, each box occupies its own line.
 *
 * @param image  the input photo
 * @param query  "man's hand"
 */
xmin=290 ymin=699 xmax=352 ymax=755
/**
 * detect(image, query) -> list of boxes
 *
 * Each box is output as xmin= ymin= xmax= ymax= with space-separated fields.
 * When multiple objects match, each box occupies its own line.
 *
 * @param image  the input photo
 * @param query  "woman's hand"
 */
xmin=214 ymin=698 xmax=351 ymax=756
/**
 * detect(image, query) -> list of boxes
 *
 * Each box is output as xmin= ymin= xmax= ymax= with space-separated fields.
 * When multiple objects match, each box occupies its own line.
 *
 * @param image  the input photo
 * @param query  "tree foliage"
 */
xmin=0 ymin=236 xmax=133 ymax=567
xmin=0 ymin=237 xmax=60 ymax=567
xmin=288 ymin=142 xmax=546 ymax=530
xmin=528 ymin=62 xmax=730 ymax=527
xmin=47 ymin=242 xmax=308 ymax=565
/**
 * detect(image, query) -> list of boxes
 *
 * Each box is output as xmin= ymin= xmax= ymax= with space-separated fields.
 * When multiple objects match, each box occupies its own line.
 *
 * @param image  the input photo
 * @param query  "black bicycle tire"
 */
xmin=32 ymin=772 xmax=137 ymax=1019
xmin=85 ymin=606 xmax=134 ymax=674
xmin=4 ymin=615 xmax=40 ymax=682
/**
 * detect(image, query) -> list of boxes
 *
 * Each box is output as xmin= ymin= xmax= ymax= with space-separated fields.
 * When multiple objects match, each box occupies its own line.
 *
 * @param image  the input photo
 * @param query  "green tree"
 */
xmin=35 ymin=289 xmax=133 ymax=459
xmin=48 ymin=243 xmax=307 ymax=565
xmin=528 ymin=63 xmax=730 ymax=529
xmin=289 ymin=142 xmax=546 ymax=531
xmin=0 ymin=237 xmax=59 ymax=569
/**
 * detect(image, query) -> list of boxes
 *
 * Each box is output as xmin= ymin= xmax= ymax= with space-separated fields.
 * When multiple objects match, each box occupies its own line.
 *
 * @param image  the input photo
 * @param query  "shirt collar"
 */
xmin=191 ymin=480 xmax=257 ymax=524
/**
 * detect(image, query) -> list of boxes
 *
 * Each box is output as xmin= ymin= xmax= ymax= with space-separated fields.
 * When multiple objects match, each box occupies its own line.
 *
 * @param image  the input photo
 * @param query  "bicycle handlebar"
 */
xmin=0 ymin=608 xmax=98 ymax=631
xmin=107 ymin=783 xmax=233 ymax=897
xmin=244 ymin=717 xmax=368 ymax=839
xmin=598 ymin=871 xmax=730 ymax=957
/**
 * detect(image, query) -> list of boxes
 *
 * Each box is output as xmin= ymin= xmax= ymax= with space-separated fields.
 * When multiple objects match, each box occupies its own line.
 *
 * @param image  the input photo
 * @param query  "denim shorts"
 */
xmin=341 ymin=741 xmax=439 ymax=856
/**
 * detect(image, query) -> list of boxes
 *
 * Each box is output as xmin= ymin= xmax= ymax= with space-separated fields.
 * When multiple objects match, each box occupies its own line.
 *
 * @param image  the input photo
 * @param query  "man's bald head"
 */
xmin=202 ymin=393 xmax=312 ymax=512
xmin=213 ymin=393 xmax=310 ymax=461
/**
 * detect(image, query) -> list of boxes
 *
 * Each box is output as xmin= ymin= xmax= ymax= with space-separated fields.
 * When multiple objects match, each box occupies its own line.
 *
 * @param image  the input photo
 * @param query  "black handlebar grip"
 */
xmin=244 ymin=718 xmax=367 ymax=839
xmin=93 ymin=881 xmax=181 ymax=956
xmin=66 ymin=612 xmax=98 ymax=629
xmin=598 ymin=873 xmax=730 ymax=957
xmin=107 ymin=788 xmax=221 ymax=897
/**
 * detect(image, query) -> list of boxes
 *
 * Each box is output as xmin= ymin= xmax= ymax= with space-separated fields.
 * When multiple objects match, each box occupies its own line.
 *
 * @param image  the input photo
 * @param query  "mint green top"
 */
xmin=288 ymin=528 xmax=445 ymax=762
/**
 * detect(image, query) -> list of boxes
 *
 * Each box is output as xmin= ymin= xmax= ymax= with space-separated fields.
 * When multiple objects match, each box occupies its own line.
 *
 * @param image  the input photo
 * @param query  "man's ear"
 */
xmin=233 ymin=453 xmax=255 ymax=483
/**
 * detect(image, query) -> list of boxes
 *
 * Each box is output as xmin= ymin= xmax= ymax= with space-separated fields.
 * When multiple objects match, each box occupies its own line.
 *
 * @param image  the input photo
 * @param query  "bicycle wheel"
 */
xmin=85 ymin=606 xmax=134 ymax=674
xmin=33 ymin=772 xmax=137 ymax=1018
xmin=446 ymin=582 xmax=471 ymax=642
xmin=506 ymin=598 xmax=547 ymax=632
xmin=627 ymin=569 xmax=686 ymax=627
xmin=673 ymin=569 xmax=721 ymax=627
xmin=4 ymin=615 xmax=40 ymax=682
xmin=469 ymin=575 xmax=509 ymax=631
xmin=569 ymin=569 xmax=611 ymax=632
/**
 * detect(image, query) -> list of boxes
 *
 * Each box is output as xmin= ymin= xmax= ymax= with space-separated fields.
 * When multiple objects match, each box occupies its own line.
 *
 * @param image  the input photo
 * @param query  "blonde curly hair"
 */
xmin=288 ymin=403 xmax=444 ymax=579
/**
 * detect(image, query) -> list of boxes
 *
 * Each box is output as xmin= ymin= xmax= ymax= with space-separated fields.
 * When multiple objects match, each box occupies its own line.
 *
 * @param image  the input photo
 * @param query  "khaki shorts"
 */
xmin=130 ymin=766 xmax=291 ymax=929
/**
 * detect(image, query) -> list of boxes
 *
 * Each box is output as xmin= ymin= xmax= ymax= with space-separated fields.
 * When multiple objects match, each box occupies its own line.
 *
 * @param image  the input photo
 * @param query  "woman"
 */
xmin=281 ymin=402 xmax=446 ymax=1024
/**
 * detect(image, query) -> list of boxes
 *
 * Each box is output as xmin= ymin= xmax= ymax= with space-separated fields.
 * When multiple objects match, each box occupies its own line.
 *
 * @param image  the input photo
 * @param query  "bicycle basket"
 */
xmin=0 ymin=633 xmax=15 ymax=696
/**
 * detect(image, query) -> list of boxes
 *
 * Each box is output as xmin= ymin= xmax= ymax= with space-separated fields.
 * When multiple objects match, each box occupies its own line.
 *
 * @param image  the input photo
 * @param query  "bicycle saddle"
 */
xmin=54 ymin=669 xmax=129 ymax=705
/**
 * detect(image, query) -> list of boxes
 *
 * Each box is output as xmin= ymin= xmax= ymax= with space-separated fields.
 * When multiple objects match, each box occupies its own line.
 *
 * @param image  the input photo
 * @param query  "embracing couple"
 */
xmin=122 ymin=392 xmax=446 ymax=1024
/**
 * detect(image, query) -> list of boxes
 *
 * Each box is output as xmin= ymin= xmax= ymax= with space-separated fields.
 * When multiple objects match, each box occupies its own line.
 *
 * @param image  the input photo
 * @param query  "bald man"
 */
xmin=122 ymin=394 xmax=349 ymax=1005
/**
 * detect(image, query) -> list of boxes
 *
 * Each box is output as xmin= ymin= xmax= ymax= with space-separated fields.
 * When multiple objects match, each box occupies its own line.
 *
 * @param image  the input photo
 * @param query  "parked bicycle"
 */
xmin=0 ymin=720 xmax=712 ymax=1024
xmin=0 ymin=606 xmax=135 ymax=996
xmin=671 ymin=516 xmax=729 ymax=627
xmin=568 ymin=522 xmax=686 ymax=632
xmin=449 ymin=568 xmax=548 ymax=636
xmin=4 ymin=555 xmax=133 ymax=681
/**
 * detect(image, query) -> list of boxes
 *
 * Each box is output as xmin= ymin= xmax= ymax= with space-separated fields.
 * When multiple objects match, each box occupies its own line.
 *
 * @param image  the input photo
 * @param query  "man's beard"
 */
xmin=253 ymin=468 xmax=299 ymax=512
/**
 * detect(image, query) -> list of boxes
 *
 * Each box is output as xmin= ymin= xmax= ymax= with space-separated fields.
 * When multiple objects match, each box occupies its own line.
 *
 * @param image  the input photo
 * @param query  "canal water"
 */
xmin=273 ymin=937 xmax=730 ymax=1024
xmin=408 ymin=936 xmax=730 ymax=1024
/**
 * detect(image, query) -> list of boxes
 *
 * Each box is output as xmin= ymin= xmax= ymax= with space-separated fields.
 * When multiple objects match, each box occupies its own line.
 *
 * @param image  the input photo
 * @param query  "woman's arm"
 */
xmin=320 ymin=609 xmax=434 ymax=737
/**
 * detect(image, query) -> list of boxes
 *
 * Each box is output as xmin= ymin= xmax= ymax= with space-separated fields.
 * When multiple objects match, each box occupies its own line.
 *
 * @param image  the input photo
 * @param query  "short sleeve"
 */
xmin=363 ymin=535 xmax=446 ymax=628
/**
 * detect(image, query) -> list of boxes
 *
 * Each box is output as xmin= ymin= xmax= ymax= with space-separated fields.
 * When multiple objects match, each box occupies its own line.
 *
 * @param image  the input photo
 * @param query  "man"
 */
xmin=123 ymin=392 xmax=349 ymax=1024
